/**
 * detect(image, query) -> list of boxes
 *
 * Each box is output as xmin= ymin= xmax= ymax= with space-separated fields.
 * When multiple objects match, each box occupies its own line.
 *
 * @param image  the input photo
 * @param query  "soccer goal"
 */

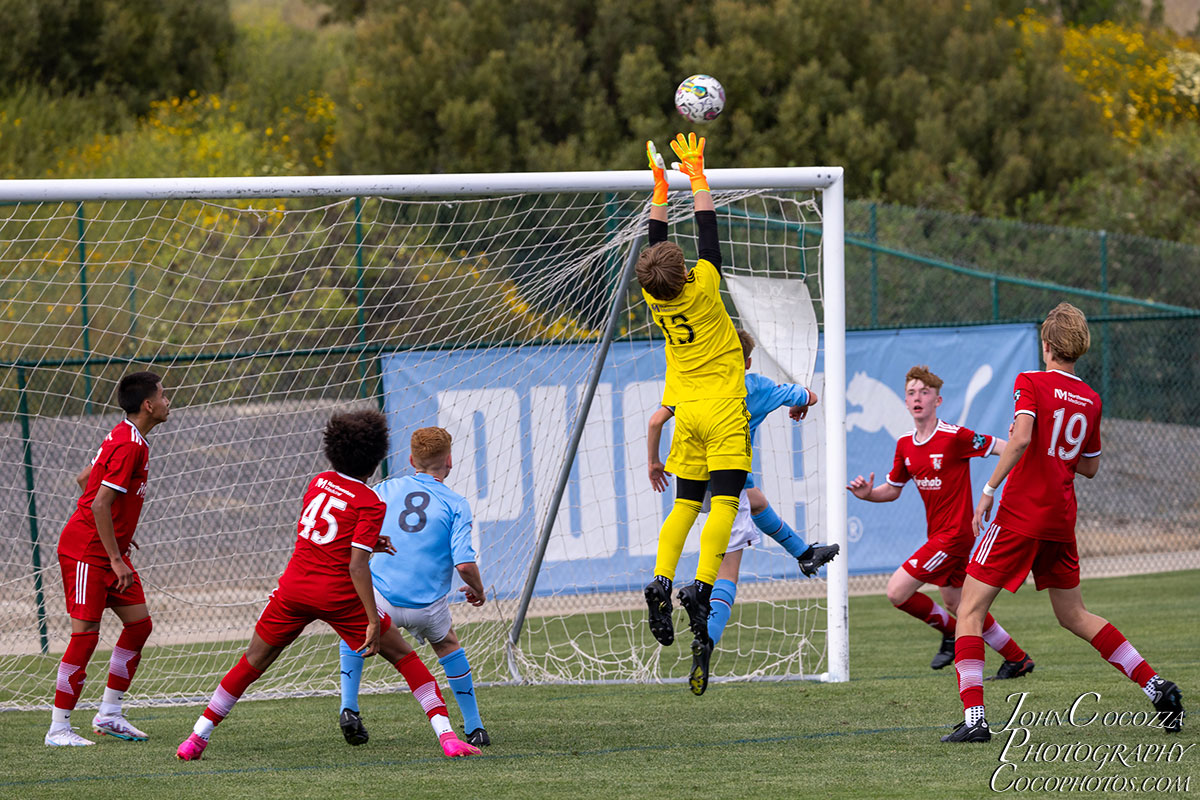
xmin=0 ymin=167 xmax=846 ymax=710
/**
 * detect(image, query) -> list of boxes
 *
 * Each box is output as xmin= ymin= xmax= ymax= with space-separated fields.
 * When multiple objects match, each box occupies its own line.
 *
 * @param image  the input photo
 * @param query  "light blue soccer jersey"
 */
xmin=369 ymin=472 xmax=476 ymax=609
xmin=744 ymin=372 xmax=810 ymax=444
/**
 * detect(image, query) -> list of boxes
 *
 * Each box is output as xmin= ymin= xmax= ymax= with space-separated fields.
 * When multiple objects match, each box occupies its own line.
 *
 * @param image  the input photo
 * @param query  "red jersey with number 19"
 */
xmin=886 ymin=421 xmax=996 ymax=556
xmin=58 ymin=420 xmax=150 ymax=567
xmin=275 ymin=471 xmax=385 ymax=607
xmin=993 ymin=370 xmax=1102 ymax=542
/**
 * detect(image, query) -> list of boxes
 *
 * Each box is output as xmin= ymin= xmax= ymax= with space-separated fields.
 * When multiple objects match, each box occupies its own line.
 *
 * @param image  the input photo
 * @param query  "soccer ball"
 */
xmin=674 ymin=75 xmax=725 ymax=123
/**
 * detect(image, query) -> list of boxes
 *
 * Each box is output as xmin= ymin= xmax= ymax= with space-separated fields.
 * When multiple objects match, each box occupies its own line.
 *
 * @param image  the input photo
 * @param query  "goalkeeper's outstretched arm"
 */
xmin=646 ymin=141 xmax=669 ymax=244
xmin=670 ymin=132 xmax=721 ymax=269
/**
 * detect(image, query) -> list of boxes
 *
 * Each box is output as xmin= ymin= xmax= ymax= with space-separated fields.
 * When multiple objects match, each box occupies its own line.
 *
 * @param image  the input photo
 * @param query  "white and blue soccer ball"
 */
xmin=674 ymin=74 xmax=726 ymax=123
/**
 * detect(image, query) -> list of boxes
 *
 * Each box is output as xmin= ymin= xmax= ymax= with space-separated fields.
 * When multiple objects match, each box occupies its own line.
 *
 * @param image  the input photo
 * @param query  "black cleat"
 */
xmin=987 ymin=655 xmax=1035 ymax=681
xmin=941 ymin=718 xmax=991 ymax=743
xmin=797 ymin=543 xmax=840 ymax=577
xmin=676 ymin=583 xmax=712 ymax=643
xmin=644 ymin=579 xmax=674 ymax=646
xmin=340 ymin=708 xmax=369 ymax=746
xmin=1148 ymin=678 xmax=1185 ymax=733
xmin=465 ymin=727 xmax=491 ymax=747
xmin=931 ymin=635 xmax=956 ymax=670
xmin=688 ymin=635 xmax=714 ymax=696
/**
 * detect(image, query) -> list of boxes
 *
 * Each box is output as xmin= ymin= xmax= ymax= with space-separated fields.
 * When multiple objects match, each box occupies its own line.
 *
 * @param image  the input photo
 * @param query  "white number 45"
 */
xmin=298 ymin=492 xmax=347 ymax=545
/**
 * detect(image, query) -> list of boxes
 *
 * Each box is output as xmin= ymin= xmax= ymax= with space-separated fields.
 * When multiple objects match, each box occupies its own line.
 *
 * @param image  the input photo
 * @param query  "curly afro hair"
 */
xmin=323 ymin=409 xmax=389 ymax=479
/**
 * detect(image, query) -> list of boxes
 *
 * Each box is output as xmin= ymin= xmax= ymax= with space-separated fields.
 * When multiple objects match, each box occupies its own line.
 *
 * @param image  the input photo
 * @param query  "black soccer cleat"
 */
xmin=1148 ymin=678 xmax=1185 ymax=733
xmin=688 ymin=635 xmax=715 ymax=696
xmin=987 ymin=655 xmax=1035 ymax=681
xmin=941 ymin=718 xmax=991 ymax=743
xmin=797 ymin=543 xmax=840 ymax=577
xmin=465 ymin=727 xmax=491 ymax=747
xmin=644 ymin=579 xmax=675 ymax=646
xmin=339 ymin=708 xmax=369 ymax=746
xmin=931 ymin=635 xmax=956 ymax=670
xmin=676 ymin=583 xmax=712 ymax=643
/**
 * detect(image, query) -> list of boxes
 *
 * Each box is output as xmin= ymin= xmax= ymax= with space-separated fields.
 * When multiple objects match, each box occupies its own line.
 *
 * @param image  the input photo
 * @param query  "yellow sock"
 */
xmin=696 ymin=495 xmax=739 ymax=584
xmin=653 ymin=499 xmax=702 ymax=581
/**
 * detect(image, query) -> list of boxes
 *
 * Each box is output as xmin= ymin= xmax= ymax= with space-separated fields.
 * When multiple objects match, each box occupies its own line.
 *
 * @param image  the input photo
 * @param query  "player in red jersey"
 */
xmin=847 ymin=365 xmax=1031 ymax=677
xmin=46 ymin=371 xmax=169 ymax=747
xmin=176 ymin=410 xmax=479 ymax=761
xmin=944 ymin=303 xmax=1185 ymax=743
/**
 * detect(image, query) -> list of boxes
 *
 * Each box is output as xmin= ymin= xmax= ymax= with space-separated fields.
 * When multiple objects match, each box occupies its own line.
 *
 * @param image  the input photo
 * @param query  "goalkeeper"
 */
xmin=638 ymin=133 xmax=752 ymax=694
xmin=647 ymin=328 xmax=840 ymax=693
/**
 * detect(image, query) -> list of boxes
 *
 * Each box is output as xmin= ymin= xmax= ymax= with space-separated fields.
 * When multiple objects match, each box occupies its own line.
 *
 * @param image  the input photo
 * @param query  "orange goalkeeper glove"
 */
xmin=669 ymin=132 xmax=709 ymax=194
xmin=647 ymin=140 xmax=669 ymax=206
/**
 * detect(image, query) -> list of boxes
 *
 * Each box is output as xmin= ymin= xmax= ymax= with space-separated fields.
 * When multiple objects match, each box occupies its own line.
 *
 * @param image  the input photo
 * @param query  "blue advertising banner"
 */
xmin=380 ymin=323 xmax=1037 ymax=598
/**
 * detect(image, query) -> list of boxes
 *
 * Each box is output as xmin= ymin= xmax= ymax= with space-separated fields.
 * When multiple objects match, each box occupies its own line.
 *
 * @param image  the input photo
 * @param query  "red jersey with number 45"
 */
xmin=58 ymin=420 xmax=150 ymax=567
xmin=993 ymin=370 xmax=1102 ymax=542
xmin=275 ymin=471 xmax=385 ymax=607
xmin=887 ymin=421 xmax=996 ymax=556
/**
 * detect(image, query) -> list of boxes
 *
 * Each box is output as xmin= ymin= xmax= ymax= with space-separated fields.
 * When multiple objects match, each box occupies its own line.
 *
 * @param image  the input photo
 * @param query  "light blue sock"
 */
xmin=708 ymin=578 xmax=738 ymax=645
xmin=338 ymin=639 xmax=364 ymax=713
xmin=753 ymin=505 xmax=808 ymax=558
xmin=439 ymin=648 xmax=483 ymax=732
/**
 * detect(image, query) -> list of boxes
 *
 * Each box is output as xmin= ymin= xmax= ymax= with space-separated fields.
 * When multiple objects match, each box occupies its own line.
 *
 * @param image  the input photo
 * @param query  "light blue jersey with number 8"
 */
xmin=370 ymin=472 xmax=476 ymax=609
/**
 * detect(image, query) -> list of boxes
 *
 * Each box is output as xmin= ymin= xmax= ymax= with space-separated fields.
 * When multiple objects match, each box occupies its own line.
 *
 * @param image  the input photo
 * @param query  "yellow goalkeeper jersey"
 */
xmin=642 ymin=258 xmax=745 ymax=405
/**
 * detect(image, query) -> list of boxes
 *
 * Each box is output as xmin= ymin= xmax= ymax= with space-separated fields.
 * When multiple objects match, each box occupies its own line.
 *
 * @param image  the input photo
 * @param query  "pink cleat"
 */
xmin=176 ymin=733 xmax=208 ymax=761
xmin=439 ymin=731 xmax=481 ymax=757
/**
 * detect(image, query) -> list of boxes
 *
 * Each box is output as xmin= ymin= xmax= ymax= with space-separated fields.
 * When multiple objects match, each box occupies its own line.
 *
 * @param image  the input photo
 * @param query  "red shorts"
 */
xmin=59 ymin=554 xmax=146 ymax=622
xmin=968 ymin=523 xmax=1080 ymax=593
xmin=901 ymin=539 xmax=968 ymax=588
xmin=254 ymin=590 xmax=392 ymax=651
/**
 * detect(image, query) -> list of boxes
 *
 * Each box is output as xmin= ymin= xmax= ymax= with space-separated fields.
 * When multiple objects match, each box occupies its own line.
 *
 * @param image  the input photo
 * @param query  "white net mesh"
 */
xmin=0 ymin=184 xmax=827 ymax=710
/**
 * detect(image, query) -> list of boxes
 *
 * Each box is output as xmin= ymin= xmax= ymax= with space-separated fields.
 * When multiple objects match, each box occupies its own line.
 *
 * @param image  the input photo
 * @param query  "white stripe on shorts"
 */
xmin=922 ymin=551 xmax=948 ymax=571
xmin=974 ymin=523 xmax=1001 ymax=565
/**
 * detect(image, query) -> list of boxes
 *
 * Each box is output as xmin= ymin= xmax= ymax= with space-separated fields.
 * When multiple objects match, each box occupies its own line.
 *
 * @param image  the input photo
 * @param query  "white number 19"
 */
xmin=298 ymin=492 xmax=347 ymax=545
xmin=1048 ymin=408 xmax=1088 ymax=461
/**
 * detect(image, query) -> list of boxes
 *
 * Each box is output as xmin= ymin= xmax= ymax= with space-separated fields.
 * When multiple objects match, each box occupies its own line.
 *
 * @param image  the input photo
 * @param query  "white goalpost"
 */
xmin=0 ymin=167 xmax=846 ymax=710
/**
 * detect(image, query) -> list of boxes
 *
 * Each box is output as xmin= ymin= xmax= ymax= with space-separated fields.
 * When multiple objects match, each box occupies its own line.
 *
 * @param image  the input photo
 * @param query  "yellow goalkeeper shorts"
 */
xmin=665 ymin=397 xmax=752 ymax=481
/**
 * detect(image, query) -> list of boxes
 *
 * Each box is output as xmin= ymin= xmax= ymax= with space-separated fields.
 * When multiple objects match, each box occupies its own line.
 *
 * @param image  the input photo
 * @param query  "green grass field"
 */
xmin=2 ymin=571 xmax=1197 ymax=799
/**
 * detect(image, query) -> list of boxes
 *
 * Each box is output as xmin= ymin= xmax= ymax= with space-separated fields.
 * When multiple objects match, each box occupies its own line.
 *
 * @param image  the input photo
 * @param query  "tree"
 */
xmin=0 ymin=0 xmax=235 ymax=113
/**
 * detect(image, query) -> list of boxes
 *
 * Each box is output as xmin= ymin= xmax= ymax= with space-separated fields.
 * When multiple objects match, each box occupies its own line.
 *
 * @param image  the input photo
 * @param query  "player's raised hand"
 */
xmin=790 ymin=389 xmax=819 ymax=421
xmin=647 ymin=140 xmax=669 ymax=206
xmin=972 ymin=493 xmax=994 ymax=537
xmin=846 ymin=472 xmax=875 ymax=500
xmin=357 ymin=619 xmax=381 ymax=657
xmin=459 ymin=585 xmax=486 ymax=607
xmin=373 ymin=534 xmax=396 ymax=555
xmin=669 ymin=132 xmax=710 ymax=194
xmin=649 ymin=459 xmax=671 ymax=492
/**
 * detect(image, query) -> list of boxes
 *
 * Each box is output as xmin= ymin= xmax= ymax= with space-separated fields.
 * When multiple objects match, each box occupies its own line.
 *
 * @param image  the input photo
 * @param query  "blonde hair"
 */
xmin=410 ymin=426 xmax=452 ymax=469
xmin=1041 ymin=302 xmax=1090 ymax=362
xmin=736 ymin=329 xmax=755 ymax=361
xmin=904 ymin=365 xmax=944 ymax=393
xmin=635 ymin=242 xmax=687 ymax=301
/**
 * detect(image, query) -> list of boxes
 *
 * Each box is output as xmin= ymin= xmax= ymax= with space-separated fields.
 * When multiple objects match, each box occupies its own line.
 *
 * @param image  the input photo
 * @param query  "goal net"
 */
xmin=0 ymin=169 xmax=846 ymax=710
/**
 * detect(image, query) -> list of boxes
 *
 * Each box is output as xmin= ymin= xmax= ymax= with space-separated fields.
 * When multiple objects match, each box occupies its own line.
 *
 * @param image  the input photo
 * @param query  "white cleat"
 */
xmin=92 ymin=713 xmax=148 ymax=741
xmin=45 ymin=726 xmax=96 ymax=746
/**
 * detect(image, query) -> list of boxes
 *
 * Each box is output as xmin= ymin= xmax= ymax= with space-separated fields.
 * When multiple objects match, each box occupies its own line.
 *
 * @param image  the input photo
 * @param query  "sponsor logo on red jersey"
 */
xmin=887 ymin=421 xmax=995 ymax=556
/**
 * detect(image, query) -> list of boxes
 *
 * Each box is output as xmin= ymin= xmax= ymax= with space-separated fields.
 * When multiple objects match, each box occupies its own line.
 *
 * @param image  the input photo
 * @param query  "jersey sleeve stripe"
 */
xmin=885 ymin=478 xmax=906 ymax=487
xmin=100 ymin=480 xmax=128 ymax=493
xmin=983 ymin=438 xmax=997 ymax=458
xmin=1014 ymin=409 xmax=1036 ymax=419
xmin=350 ymin=541 xmax=374 ymax=552
xmin=1082 ymin=449 xmax=1102 ymax=457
